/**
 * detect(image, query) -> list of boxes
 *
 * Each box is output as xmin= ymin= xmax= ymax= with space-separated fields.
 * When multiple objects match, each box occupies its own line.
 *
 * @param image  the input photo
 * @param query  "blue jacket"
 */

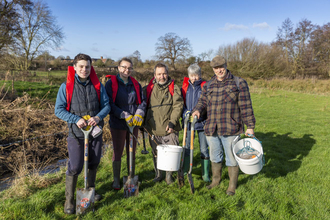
xmin=182 ymin=78 xmax=207 ymax=131
xmin=54 ymin=74 xmax=110 ymax=124
xmin=105 ymin=74 xmax=147 ymax=130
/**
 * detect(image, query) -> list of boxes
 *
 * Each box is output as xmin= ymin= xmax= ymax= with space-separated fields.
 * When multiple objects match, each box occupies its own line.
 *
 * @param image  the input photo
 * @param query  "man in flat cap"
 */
xmin=192 ymin=55 xmax=256 ymax=195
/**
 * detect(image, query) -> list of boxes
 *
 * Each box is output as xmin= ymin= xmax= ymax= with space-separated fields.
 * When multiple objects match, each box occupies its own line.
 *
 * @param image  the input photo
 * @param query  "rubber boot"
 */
xmin=226 ymin=166 xmax=239 ymax=196
xmin=153 ymin=156 xmax=163 ymax=182
xmin=112 ymin=161 xmax=121 ymax=190
xmin=87 ymin=169 xmax=102 ymax=201
xmin=207 ymin=162 xmax=222 ymax=189
xmin=64 ymin=175 xmax=78 ymax=214
xmin=201 ymin=159 xmax=211 ymax=182
xmin=183 ymin=156 xmax=190 ymax=175
xmin=165 ymin=171 xmax=174 ymax=185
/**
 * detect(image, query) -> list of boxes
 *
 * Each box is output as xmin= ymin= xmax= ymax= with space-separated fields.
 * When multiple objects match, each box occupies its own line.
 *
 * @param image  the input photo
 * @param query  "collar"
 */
xmin=75 ymin=73 xmax=89 ymax=85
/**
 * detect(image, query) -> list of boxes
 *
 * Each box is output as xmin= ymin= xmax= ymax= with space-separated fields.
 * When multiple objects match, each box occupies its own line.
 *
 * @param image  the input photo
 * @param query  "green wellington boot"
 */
xmin=201 ymin=159 xmax=211 ymax=182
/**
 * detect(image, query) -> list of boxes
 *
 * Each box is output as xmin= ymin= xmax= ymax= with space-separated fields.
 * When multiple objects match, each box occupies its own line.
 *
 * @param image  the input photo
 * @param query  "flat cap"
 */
xmin=210 ymin=55 xmax=227 ymax=68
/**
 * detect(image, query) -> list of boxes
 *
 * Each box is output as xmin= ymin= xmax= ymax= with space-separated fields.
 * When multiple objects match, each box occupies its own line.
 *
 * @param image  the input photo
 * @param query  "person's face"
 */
xmin=154 ymin=67 xmax=168 ymax=85
xmin=74 ymin=60 xmax=91 ymax=81
xmin=213 ymin=65 xmax=227 ymax=81
xmin=118 ymin=60 xmax=133 ymax=79
xmin=189 ymin=73 xmax=200 ymax=84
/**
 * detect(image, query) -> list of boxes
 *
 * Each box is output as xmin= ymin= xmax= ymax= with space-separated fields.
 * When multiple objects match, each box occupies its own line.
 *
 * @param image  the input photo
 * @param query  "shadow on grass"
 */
xmin=244 ymin=131 xmax=316 ymax=179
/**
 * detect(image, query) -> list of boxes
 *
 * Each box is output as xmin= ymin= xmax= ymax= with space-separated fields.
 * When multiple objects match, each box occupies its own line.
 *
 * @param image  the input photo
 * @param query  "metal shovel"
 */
xmin=76 ymin=125 xmax=95 ymax=215
xmin=123 ymin=125 xmax=140 ymax=198
xmin=178 ymin=114 xmax=190 ymax=188
xmin=187 ymin=116 xmax=197 ymax=194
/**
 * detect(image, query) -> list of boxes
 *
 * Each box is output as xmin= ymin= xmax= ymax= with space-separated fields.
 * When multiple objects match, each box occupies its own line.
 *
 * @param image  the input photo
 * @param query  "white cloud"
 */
xmin=220 ymin=23 xmax=249 ymax=31
xmin=54 ymin=46 xmax=69 ymax=52
xmin=253 ymin=22 xmax=270 ymax=29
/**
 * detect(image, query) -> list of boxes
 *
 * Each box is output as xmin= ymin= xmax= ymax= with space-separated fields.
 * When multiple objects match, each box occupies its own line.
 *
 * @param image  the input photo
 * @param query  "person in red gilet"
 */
xmin=105 ymin=57 xmax=146 ymax=190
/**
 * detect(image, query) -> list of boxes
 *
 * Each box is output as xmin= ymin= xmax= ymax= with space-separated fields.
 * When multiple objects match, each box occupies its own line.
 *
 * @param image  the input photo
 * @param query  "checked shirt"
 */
xmin=193 ymin=71 xmax=255 ymax=136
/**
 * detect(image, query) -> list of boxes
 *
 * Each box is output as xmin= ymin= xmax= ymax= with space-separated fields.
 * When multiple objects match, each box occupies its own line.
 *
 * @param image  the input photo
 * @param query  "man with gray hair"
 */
xmin=192 ymin=55 xmax=256 ymax=195
xmin=144 ymin=63 xmax=183 ymax=184
xmin=181 ymin=63 xmax=210 ymax=182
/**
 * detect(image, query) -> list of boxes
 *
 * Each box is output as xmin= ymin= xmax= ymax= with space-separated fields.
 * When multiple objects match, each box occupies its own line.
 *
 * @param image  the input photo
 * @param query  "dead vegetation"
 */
xmin=0 ymin=92 xmax=68 ymax=177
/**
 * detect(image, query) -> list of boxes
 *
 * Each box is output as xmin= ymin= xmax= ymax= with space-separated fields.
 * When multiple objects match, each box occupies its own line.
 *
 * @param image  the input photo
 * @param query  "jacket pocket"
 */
xmin=224 ymin=87 xmax=238 ymax=103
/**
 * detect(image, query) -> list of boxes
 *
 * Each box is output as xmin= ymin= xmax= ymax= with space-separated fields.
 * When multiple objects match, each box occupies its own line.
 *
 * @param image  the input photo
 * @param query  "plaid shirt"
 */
xmin=193 ymin=71 xmax=255 ymax=136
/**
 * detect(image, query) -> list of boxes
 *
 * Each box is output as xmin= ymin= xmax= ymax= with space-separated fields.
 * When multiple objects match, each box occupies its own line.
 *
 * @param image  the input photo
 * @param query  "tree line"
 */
xmin=1 ymin=1 xmax=329 ymax=78
xmin=217 ymin=18 xmax=330 ymax=79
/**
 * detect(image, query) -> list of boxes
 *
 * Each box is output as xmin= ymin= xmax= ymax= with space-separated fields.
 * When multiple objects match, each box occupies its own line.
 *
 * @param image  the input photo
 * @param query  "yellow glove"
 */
xmin=121 ymin=111 xmax=134 ymax=126
xmin=82 ymin=115 xmax=92 ymax=130
xmin=125 ymin=115 xmax=134 ymax=127
xmin=133 ymin=114 xmax=144 ymax=126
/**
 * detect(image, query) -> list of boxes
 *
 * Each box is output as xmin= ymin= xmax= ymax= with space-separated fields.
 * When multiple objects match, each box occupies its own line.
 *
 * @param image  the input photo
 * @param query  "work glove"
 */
xmin=82 ymin=115 xmax=92 ymax=131
xmin=184 ymin=111 xmax=194 ymax=122
xmin=82 ymin=115 xmax=103 ymax=138
xmin=133 ymin=109 xmax=145 ymax=127
xmin=184 ymin=111 xmax=191 ymax=119
xmin=121 ymin=111 xmax=134 ymax=127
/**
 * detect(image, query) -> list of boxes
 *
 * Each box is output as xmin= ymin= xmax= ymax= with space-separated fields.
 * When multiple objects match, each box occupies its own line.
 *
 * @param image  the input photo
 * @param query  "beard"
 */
xmin=156 ymin=79 xmax=168 ymax=85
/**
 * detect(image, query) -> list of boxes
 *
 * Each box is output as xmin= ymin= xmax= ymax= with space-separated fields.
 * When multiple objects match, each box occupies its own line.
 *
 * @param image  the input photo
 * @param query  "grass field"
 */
xmin=1 ymin=85 xmax=329 ymax=219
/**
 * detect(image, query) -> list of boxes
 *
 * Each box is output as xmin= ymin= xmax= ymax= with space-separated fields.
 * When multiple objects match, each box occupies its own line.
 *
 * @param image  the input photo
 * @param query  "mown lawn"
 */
xmin=0 ymin=87 xmax=330 ymax=219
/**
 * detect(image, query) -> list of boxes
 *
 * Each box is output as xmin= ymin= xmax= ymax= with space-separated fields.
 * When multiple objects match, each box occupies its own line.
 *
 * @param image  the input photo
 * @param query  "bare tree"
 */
xmin=310 ymin=23 xmax=330 ymax=76
xmin=276 ymin=18 xmax=294 ymax=66
xmin=8 ymin=0 xmax=64 ymax=70
xmin=0 ymin=0 xmax=32 ymax=53
xmin=155 ymin=32 xmax=192 ymax=70
xmin=292 ymin=19 xmax=314 ymax=74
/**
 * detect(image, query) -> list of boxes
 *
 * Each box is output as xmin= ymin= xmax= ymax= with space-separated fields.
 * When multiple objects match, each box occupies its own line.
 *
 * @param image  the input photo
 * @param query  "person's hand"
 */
xmin=245 ymin=128 xmax=255 ymax=137
xmin=133 ymin=114 xmax=143 ymax=126
xmin=184 ymin=111 xmax=191 ymax=119
xmin=166 ymin=125 xmax=174 ymax=134
xmin=192 ymin=111 xmax=200 ymax=119
xmin=121 ymin=111 xmax=134 ymax=126
xmin=76 ymin=118 xmax=87 ymax=128
xmin=87 ymin=116 xmax=100 ymax=126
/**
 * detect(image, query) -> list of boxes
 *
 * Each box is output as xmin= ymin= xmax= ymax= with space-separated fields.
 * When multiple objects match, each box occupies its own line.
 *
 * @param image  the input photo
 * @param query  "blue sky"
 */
xmin=47 ymin=0 xmax=330 ymax=61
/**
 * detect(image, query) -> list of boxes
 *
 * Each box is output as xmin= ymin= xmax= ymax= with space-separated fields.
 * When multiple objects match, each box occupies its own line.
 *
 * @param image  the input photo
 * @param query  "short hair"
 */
xmin=153 ymin=63 xmax=168 ymax=74
xmin=73 ymin=53 xmax=92 ymax=66
xmin=118 ymin=57 xmax=133 ymax=66
xmin=187 ymin=63 xmax=201 ymax=77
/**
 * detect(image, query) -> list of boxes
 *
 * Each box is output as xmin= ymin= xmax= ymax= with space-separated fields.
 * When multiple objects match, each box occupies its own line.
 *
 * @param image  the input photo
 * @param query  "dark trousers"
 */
xmin=66 ymin=135 xmax=103 ymax=176
xmin=110 ymin=127 xmax=138 ymax=162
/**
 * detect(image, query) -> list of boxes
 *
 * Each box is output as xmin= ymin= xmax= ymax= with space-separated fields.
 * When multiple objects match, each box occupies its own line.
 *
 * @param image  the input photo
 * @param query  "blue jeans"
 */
xmin=206 ymin=134 xmax=239 ymax=166
xmin=184 ymin=130 xmax=209 ymax=159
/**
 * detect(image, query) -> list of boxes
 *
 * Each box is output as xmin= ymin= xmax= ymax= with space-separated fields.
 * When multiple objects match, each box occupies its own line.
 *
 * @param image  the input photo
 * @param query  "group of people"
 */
xmin=55 ymin=53 xmax=256 ymax=214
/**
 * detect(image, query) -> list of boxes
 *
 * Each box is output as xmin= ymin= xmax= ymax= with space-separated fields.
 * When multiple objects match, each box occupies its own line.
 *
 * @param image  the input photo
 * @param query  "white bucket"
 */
xmin=156 ymin=145 xmax=183 ymax=171
xmin=233 ymin=138 xmax=264 ymax=175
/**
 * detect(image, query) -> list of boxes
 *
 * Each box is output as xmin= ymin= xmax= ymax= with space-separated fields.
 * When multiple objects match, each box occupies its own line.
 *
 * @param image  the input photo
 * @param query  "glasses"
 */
xmin=119 ymin=66 xmax=133 ymax=71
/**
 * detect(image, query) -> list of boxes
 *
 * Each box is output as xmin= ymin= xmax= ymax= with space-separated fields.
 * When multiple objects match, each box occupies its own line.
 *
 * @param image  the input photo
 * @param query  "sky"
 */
xmin=46 ymin=0 xmax=330 ymax=61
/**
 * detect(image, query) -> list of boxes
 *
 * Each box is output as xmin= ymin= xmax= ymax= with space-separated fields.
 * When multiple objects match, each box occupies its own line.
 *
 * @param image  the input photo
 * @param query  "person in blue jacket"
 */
xmin=105 ymin=57 xmax=147 ymax=190
xmin=55 ymin=53 xmax=110 ymax=214
xmin=181 ymin=63 xmax=210 ymax=182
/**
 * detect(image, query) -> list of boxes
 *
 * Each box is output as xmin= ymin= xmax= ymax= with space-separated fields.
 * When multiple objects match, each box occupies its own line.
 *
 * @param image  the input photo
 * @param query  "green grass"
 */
xmin=0 ymin=80 xmax=60 ymax=102
xmin=1 ymin=87 xmax=330 ymax=219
